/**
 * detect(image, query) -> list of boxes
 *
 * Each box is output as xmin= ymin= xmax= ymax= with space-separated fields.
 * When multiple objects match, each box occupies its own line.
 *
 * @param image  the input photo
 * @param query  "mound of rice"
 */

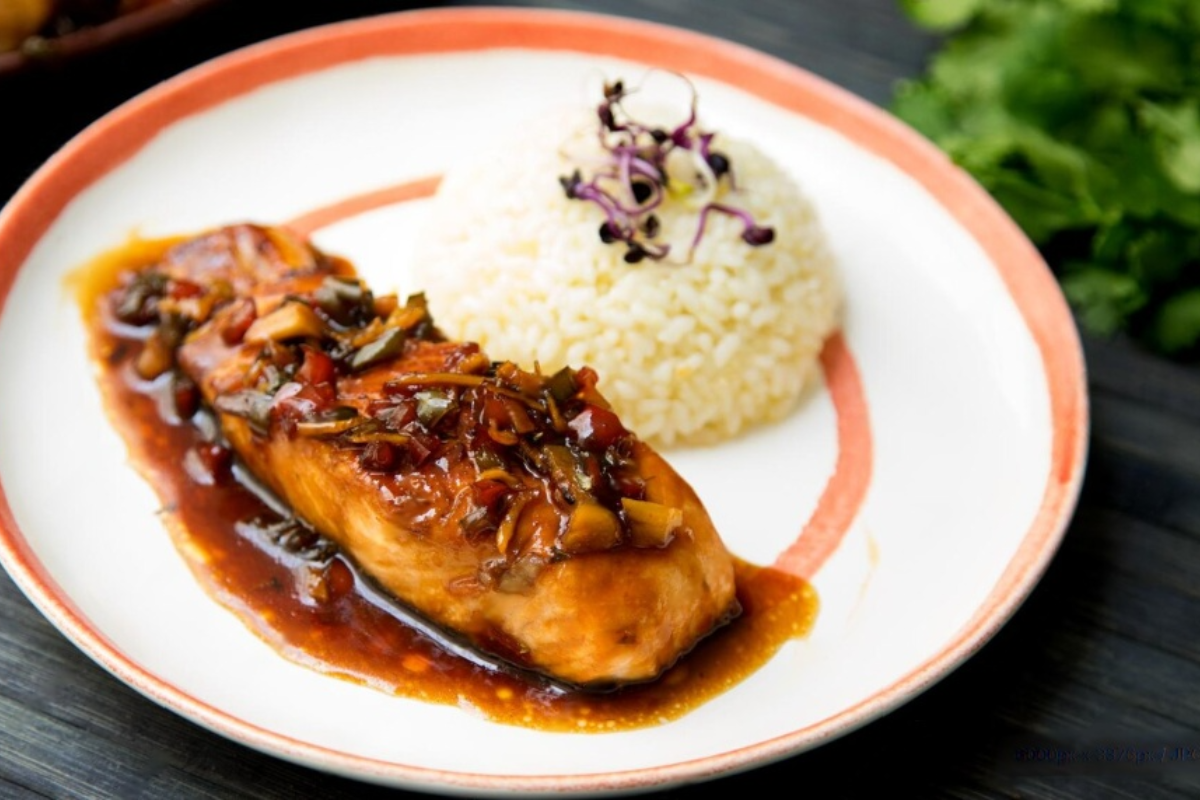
xmin=410 ymin=105 xmax=841 ymax=448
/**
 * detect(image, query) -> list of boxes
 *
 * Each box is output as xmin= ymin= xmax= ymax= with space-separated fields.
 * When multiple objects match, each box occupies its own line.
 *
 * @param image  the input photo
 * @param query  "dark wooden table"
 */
xmin=2 ymin=1 xmax=1198 ymax=797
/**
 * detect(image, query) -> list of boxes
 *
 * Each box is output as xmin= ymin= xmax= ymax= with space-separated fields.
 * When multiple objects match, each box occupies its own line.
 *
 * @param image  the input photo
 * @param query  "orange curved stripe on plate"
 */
xmin=289 ymin=178 xmax=872 ymax=580
xmin=286 ymin=176 xmax=442 ymax=238
xmin=0 ymin=8 xmax=1089 ymax=795
xmin=773 ymin=333 xmax=871 ymax=579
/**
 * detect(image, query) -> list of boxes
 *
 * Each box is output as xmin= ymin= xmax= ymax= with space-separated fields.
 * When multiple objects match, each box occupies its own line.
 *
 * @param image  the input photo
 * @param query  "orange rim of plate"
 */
xmin=0 ymin=7 xmax=1088 ymax=794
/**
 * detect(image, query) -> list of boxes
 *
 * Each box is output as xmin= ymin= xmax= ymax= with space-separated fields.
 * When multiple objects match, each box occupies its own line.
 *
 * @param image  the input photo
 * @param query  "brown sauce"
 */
xmin=70 ymin=234 xmax=818 ymax=732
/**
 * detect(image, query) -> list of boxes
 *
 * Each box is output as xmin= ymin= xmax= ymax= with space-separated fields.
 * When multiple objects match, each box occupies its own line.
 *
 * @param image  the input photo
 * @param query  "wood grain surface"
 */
xmin=2 ymin=1 xmax=1197 ymax=797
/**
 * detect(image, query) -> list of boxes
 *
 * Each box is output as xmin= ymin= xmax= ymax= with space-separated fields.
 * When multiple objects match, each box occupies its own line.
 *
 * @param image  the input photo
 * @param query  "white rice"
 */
xmin=410 ymin=106 xmax=841 ymax=448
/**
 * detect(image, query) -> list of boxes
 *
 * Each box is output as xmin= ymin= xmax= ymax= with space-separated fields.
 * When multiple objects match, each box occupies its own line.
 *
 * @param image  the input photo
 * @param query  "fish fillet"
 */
xmin=112 ymin=223 xmax=739 ymax=688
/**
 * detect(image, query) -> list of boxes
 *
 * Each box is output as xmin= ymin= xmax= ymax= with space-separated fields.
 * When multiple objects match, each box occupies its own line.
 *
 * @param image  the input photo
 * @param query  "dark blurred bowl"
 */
xmin=0 ymin=0 xmax=224 ymax=77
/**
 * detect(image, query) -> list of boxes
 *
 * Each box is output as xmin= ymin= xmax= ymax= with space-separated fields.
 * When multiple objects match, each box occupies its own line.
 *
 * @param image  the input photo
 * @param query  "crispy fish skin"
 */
xmin=139 ymin=224 xmax=738 ymax=688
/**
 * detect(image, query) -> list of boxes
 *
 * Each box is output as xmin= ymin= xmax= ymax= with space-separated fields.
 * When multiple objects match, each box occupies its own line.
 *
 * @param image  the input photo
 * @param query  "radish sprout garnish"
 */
xmin=558 ymin=76 xmax=774 ymax=263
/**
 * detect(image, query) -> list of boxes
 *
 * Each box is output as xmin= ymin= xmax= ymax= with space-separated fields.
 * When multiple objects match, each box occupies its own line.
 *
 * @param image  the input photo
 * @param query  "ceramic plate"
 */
xmin=0 ymin=8 xmax=1088 ymax=796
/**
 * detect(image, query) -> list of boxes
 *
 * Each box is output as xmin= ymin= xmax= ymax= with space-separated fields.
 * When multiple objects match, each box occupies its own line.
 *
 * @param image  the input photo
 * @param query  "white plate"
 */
xmin=0 ymin=8 xmax=1088 ymax=796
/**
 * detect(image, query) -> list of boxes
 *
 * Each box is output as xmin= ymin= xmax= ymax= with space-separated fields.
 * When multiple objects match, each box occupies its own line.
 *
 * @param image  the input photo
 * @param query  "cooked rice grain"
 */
xmin=411 ymin=111 xmax=841 ymax=448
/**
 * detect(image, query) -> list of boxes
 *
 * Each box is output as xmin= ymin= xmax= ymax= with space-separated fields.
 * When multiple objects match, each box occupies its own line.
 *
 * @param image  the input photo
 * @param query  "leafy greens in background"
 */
xmin=892 ymin=0 xmax=1200 ymax=357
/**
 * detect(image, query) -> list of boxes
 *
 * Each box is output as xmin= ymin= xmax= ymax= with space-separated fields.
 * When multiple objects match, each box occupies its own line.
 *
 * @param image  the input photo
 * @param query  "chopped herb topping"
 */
xmin=110 ymin=227 xmax=681 ymax=559
xmin=558 ymin=75 xmax=775 ymax=263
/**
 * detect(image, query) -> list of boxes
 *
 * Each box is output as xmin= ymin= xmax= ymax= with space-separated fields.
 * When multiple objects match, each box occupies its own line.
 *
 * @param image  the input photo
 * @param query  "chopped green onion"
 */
xmin=349 ymin=327 xmax=405 ymax=372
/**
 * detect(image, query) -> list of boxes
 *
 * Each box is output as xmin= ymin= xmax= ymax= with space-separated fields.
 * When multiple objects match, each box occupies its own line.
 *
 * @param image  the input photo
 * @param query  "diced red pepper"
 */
xmin=613 ymin=471 xmax=646 ymax=500
xmin=404 ymin=430 xmax=439 ymax=465
xmin=172 ymin=375 xmax=201 ymax=420
xmin=186 ymin=442 xmax=233 ymax=485
xmin=360 ymin=441 xmax=399 ymax=472
xmin=272 ymin=381 xmax=337 ymax=432
xmin=471 ymin=478 xmax=510 ymax=511
xmin=220 ymin=299 xmax=257 ymax=345
xmin=482 ymin=396 xmax=512 ymax=429
xmin=568 ymin=404 xmax=628 ymax=450
xmin=369 ymin=398 xmax=417 ymax=430
xmin=167 ymin=279 xmax=203 ymax=299
xmin=324 ymin=558 xmax=355 ymax=599
xmin=574 ymin=366 xmax=600 ymax=393
xmin=296 ymin=346 xmax=336 ymax=386
xmin=571 ymin=367 xmax=612 ymax=409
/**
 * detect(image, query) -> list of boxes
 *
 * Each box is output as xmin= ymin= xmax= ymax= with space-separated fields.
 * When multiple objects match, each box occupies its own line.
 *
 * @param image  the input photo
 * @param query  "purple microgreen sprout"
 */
xmin=559 ymin=75 xmax=774 ymax=264
xmin=691 ymin=203 xmax=777 ymax=252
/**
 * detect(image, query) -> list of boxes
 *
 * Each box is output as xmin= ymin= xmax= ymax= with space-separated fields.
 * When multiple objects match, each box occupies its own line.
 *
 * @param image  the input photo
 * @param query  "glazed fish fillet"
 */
xmin=114 ymin=224 xmax=739 ymax=688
